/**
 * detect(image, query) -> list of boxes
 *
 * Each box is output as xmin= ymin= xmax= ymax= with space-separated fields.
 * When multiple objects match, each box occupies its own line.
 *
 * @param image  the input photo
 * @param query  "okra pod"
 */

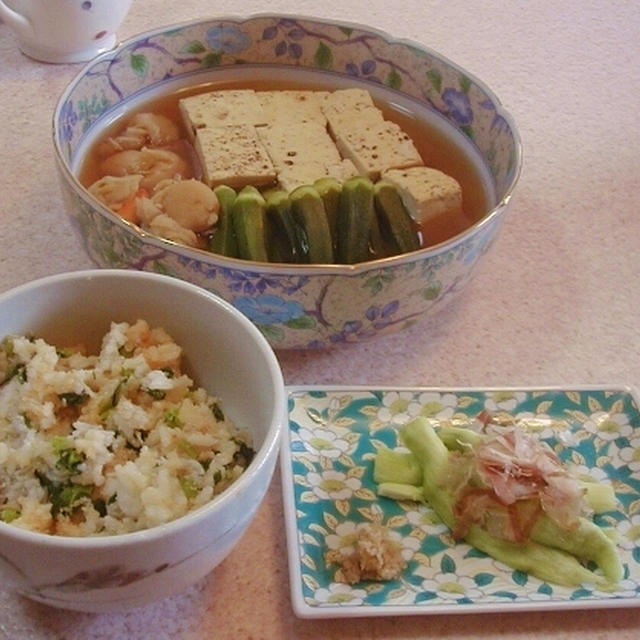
xmin=336 ymin=176 xmax=375 ymax=264
xmin=313 ymin=177 xmax=342 ymax=250
xmin=231 ymin=186 xmax=269 ymax=262
xmin=210 ymin=185 xmax=238 ymax=257
xmin=373 ymin=181 xmax=420 ymax=254
xmin=264 ymin=189 xmax=303 ymax=263
xmin=289 ymin=185 xmax=334 ymax=264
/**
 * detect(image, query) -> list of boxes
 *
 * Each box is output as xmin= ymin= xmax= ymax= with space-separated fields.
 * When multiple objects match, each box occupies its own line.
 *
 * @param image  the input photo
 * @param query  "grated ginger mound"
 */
xmin=326 ymin=522 xmax=406 ymax=584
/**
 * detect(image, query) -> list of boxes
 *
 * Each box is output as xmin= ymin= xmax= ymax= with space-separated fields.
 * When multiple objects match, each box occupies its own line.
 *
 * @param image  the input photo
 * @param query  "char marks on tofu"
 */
xmin=333 ymin=120 xmax=423 ymax=181
xmin=195 ymin=124 xmax=276 ymax=189
xmin=84 ymin=85 xmax=478 ymax=259
xmin=179 ymin=88 xmax=442 ymax=193
xmin=256 ymin=89 xmax=329 ymax=126
xmin=178 ymin=89 xmax=269 ymax=138
xmin=382 ymin=166 xmax=464 ymax=225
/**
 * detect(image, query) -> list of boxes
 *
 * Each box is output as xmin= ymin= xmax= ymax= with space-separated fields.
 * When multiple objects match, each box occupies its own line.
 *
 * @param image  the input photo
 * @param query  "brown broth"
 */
xmin=79 ymin=78 xmax=492 ymax=250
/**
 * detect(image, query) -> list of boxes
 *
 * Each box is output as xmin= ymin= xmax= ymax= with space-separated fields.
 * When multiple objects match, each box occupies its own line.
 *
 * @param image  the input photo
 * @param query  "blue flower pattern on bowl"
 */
xmin=54 ymin=15 xmax=521 ymax=349
xmin=234 ymin=295 xmax=306 ymax=325
xmin=205 ymin=25 xmax=251 ymax=54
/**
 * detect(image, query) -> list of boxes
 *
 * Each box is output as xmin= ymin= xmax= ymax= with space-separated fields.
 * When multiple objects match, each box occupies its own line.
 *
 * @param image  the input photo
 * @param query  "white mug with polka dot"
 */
xmin=0 ymin=0 xmax=133 ymax=63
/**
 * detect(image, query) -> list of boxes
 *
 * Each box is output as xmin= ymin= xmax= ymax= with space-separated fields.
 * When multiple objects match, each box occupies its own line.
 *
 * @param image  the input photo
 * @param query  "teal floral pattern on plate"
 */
xmin=54 ymin=15 xmax=521 ymax=349
xmin=281 ymin=386 xmax=640 ymax=616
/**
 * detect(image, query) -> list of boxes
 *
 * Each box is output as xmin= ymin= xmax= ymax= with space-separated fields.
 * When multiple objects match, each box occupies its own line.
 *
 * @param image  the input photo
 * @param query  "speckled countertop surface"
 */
xmin=1 ymin=0 xmax=639 ymax=638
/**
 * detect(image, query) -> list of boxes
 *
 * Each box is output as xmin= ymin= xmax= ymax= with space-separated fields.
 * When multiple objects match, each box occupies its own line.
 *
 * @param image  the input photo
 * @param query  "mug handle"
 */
xmin=0 ymin=1 xmax=33 ymax=39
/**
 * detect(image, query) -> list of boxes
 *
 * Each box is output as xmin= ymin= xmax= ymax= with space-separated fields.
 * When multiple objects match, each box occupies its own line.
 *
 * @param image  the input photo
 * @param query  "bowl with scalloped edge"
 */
xmin=53 ymin=14 xmax=521 ymax=349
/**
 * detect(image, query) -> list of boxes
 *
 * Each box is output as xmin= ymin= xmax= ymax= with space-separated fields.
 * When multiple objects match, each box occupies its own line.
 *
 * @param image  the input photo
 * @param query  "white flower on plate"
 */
xmin=325 ymin=520 xmax=360 ymax=554
xmin=484 ymin=390 xmax=527 ymax=413
xmin=413 ymin=391 xmax=458 ymax=420
xmin=306 ymin=469 xmax=362 ymax=501
xmin=398 ymin=531 xmax=422 ymax=563
xmin=420 ymin=572 xmax=482 ymax=601
xmin=324 ymin=520 xmax=421 ymax=563
xmin=376 ymin=391 xmax=419 ymax=425
xmin=298 ymin=426 xmax=352 ymax=459
xmin=615 ymin=513 xmax=640 ymax=551
xmin=313 ymin=582 xmax=368 ymax=606
xmin=582 ymin=411 xmax=633 ymax=442
xmin=569 ymin=463 xmax=611 ymax=485
xmin=405 ymin=506 xmax=449 ymax=535
xmin=524 ymin=587 xmax=556 ymax=602
xmin=612 ymin=435 xmax=640 ymax=472
xmin=514 ymin=410 xmax=576 ymax=445
xmin=590 ymin=576 xmax=639 ymax=599
xmin=377 ymin=391 xmax=458 ymax=426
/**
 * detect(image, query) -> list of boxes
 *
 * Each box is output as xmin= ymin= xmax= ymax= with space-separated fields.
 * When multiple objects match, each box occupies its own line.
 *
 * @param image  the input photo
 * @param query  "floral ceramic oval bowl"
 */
xmin=53 ymin=14 xmax=521 ymax=350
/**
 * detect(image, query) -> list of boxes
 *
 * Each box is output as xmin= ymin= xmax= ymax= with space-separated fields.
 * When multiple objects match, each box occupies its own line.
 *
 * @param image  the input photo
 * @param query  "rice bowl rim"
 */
xmin=0 ymin=269 xmax=285 ymax=549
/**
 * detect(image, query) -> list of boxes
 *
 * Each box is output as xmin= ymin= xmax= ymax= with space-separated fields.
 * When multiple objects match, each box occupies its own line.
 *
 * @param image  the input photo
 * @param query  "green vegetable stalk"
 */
xmin=264 ymin=188 xmax=303 ymax=263
xmin=231 ymin=186 xmax=269 ymax=262
xmin=289 ymin=185 xmax=334 ymax=264
xmin=336 ymin=176 xmax=375 ymax=264
xmin=313 ymin=177 xmax=342 ymax=250
xmin=377 ymin=417 xmax=622 ymax=587
xmin=373 ymin=447 xmax=422 ymax=486
xmin=210 ymin=184 xmax=238 ymax=257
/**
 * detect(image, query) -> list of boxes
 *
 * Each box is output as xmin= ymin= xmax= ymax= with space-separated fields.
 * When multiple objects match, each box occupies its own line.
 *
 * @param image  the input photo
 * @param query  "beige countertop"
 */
xmin=1 ymin=0 xmax=639 ymax=637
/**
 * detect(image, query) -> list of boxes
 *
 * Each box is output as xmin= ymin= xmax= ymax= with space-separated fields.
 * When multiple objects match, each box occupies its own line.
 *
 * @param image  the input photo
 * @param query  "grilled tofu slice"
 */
xmin=322 ymin=88 xmax=385 ymax=139
xmin=179 ymin=90 xmax=268 ymax=139
xmin=257 ymin=121 xmax=343 ymax=190
xmin=381 ymin=166 xmax=463 ymax=224
xmin=334 ymin=120 xmax=423 ymax=180
xmin=195 ymin=124 xmax=276 ymax=189
xmin=257 ymin=90 xmax=329 ymax=126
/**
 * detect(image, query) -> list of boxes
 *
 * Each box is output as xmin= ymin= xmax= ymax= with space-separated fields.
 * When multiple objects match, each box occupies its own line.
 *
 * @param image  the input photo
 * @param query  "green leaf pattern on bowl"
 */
xmin=55 ymin=15 xmax=519 ymax=348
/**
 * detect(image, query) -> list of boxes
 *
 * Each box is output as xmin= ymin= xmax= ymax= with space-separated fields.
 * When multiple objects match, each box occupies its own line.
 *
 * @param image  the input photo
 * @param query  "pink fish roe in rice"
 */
xmin=0 ymin=319 xmax=253 ymax=536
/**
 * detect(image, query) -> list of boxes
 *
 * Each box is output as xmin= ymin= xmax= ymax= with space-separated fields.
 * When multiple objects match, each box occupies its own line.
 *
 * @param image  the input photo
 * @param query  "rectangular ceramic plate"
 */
xmin=280 ymin=385 xmax=640 ymax=618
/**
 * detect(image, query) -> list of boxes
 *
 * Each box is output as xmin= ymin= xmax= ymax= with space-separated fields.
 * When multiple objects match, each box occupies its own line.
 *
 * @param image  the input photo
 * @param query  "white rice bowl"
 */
xmin=0 ymin=270 xmax=284 ymax=612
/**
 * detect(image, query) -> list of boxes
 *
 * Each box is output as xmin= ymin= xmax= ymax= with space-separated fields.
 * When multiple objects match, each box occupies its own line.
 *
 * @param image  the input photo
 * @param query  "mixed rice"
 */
xmin=0 ymin=319 xmax=253 ymax=536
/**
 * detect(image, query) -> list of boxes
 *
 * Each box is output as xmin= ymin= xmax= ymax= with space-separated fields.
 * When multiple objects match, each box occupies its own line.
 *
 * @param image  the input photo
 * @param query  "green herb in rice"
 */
xmin=0 ymin=319 xmax=253 ymax=537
